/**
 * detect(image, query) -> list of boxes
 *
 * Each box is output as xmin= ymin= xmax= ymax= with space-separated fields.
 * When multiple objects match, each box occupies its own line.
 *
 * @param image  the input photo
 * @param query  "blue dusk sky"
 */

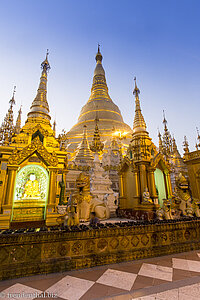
xmin=0 ymin=0 xmax=200 ymax=153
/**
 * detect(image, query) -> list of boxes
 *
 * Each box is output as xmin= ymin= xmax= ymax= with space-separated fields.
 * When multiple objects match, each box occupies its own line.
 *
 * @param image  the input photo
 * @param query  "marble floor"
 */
xmin=1 ymin=250 xmax=200 ymax=299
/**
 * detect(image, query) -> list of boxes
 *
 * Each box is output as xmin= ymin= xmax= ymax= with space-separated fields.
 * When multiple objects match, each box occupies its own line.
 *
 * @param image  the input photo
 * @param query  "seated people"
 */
xmin=89 ymin=212 xmax=100 ymax=226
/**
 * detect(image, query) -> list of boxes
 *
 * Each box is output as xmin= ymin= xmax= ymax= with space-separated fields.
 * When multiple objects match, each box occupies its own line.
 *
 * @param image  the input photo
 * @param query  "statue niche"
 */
xmin=12 ymin=164 xmax=49 ymax=222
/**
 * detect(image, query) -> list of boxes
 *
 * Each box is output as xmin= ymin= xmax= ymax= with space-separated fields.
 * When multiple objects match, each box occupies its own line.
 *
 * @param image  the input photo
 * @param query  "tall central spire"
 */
xmin=88 ymin=44 xmax=111 ymax=104
xmin=133 ymin=77 xmax=147 ymax=135
xmin=27 ymin=50 xmax=51 ymax=122
xmin=66 ymin=46 xmax=132 ymax=147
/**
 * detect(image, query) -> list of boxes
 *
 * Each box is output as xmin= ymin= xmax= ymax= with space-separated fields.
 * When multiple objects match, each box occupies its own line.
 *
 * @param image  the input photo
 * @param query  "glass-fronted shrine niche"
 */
xmin=12 ymin=164 xmax=49 ymax=222
xmin=154 ymin=168 xmax=167 ymax=206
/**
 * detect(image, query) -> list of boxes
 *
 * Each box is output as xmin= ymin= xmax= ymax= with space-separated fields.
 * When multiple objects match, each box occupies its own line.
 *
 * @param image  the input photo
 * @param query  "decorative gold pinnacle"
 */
xmin=158 ymin=129 xmax=163 ymax=152
xmin=15 ymin=106 xmax=22 ymax=134
xmin=74 ymin=125 xmax=94 ymax=163
xmin=27 ymin=51 xmax=51 ymax=121
xmin=90 ymin=117 xmax=104 ymax=153
xmin=183 ymin=135 xmax=189 ymax=153
xmin=196 ymin=127 xmax=200 ymax=148
xmin=133 ymin=77 xmax=147 ymax=134
xmin=53 ymin=120 xmax=56 ymax=135
xmin=0 ymin=87 xmax=16 ymax=145
xmin=162 ymin=111 xmax=172 ymax=156
xmin=95 ymin=43 xmax=103 ymax=63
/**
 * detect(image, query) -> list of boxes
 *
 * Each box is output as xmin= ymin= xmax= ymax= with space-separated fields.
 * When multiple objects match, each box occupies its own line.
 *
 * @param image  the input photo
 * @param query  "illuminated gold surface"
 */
xmin=74 ymin=126 xmax=94 ymax=164
xmin=67 ymin=47 xmax=132 ymax=148
xmin=119 ymin=79 xmax=172 ymax=212
xmin=184 ymin=149 xmax=200 ymax=202
xmin=0 ymin=53 xmax=68 ymax=228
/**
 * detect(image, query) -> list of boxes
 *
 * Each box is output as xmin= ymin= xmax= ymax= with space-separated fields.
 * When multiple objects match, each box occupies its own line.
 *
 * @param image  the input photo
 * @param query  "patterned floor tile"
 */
xmin=96 ymin=268 xmax=137 ymax=290
xmin=33 ymin=297 xmax=64 ymax=300
xmin=134 ymin=296 xmax=157 ymax=300
xmin=1 ymin=283 xmax=42 ymax=300
xmin=133 ymin=284 xmax=200 ymax=300
xmin=21 ymin=275 xmax=65 ymax=291
xmin=79 ymin=282 xmax=127 ymax=300
xmin=110 ymin=262 xmax=142 ymax=275
xmin=178 ymin=282 xmax=200 ymax=298
xmin=69 ymin=268 xmax=106 ymax=282
xmin=2 ymin=251 xmax=200 ymax=300
xmin=0 ymin=284 xmax=11 ymax=293
xmin=172 ymin=258 xmax=200 ymax=273
xmin=138 ymin=263 xmax=173 ymax=281
xmin=132 ymin=275 xmax=168 ymax=291
xmin=46 ymin=275 xmax=95 ymax=300
xmin=155 ymin=288 xmax=179 ymax=300
xmin=183 ymin=252 xmax=200 ymax=262
xmin=154 ymin=258 xmax=173 ymax=268
xmin=172 ymin=268 xmax=194 ymax=281
xmin=178 ymin=293 xmax=199 ymax=300
xmin=131 ymin=275 xmax=155 ymax=290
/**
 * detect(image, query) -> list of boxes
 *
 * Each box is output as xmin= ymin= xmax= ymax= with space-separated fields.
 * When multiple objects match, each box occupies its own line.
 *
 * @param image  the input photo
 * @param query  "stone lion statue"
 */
xmin=73 ymin=172 xmax=110 ymax=221
xmin=73 ymin=172 xmax=92 ymax=221
xmin=174 ymin=173 xmax=194 ymax=217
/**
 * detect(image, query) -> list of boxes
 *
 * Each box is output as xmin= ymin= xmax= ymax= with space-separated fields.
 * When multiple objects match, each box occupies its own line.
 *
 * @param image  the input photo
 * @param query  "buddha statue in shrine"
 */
xmin=23 ymin=174 xmax=41 ymax=199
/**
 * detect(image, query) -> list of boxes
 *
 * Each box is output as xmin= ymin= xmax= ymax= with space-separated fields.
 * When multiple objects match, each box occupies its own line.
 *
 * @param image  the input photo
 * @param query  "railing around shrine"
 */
xmin=0 ymin=217 xmax=200 ymax=280
xmin=184 ymin=150 xmax=200 ymax=161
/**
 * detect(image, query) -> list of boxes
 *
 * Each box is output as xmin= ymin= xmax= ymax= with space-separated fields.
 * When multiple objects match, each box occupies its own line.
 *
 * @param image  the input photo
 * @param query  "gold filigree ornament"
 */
xmin=8 ymin=136 xmax=58 ymax=166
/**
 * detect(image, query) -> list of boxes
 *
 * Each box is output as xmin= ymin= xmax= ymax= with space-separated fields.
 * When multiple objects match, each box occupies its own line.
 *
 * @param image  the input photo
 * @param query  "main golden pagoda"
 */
xmin=0 ymin=52 xmax=68 ymax=229
xmin=66 ymin=46 xmax=132 ymax=149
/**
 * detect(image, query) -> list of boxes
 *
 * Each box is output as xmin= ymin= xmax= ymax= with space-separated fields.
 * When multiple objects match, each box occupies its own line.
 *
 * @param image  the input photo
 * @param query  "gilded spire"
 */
xmin=10 ymin=86 xmax=16 ymax=108
xmin=158 ymin=129 xmax=163 ymax=152
xmin=95 ymin=43 xmax=103 ymax=63
xmin=162 ymin=111 xmax=172 ymax=156
xmin=0 ymin=86 xmax=16 ymax=145
xmin=67 ymin=46 xmax=132 ymax=145
xmin=196 ymin=127 xmax=200 ymax=148
xmin=27 ymin=50 xmax=51 ymax=122
xmin=53 ymin=119 xmax=56 ymax=135
xmin=90 ymin=116 xmax=104 ymax=153
xmin=163 ymin=110 xmax=167 ymax=129
xmin=132 ymin=77 xmax=147 ymax=134
xmin=183 ymin=135 xmax=189 ymax=153
xmin=172 ymin=136 xmax=181 ymax=157
xmin=15 ymin=105 xmax=22 ymax=134
xmin=90 ymin=44 xmax=109 ymax=98
xmin=74 ymin=125 xmax=94 ymax=163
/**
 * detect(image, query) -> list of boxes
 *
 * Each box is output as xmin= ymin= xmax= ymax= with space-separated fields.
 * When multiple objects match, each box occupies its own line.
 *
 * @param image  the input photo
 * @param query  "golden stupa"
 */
xmin=66 ymin=46 xmax=132 ymax=149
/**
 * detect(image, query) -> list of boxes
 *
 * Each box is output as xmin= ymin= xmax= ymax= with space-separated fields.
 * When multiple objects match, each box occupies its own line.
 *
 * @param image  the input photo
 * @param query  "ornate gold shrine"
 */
xmin=0 ymin=53 xmax=68 ymax=229
xmin=119 ymin=79 xmax=173 ymax=218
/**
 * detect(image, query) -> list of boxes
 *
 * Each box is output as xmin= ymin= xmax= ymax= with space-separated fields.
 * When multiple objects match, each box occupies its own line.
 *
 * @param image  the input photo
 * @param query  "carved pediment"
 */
xmin=8 ymin=136 xmax=58 ymax=166
xmin=119 ymin=157 xmax=132 ymax=172
xmin=150 ymin=152 xmax=170 ymax=171
xmin=29 ymin=124 xmax=50 ymax=137
xmin=32 ymin=129 xmax=44 ymax=143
